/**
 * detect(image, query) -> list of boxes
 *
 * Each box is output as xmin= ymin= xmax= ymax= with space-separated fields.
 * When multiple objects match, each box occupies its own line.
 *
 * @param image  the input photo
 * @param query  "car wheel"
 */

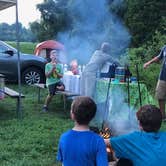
xmin=21 ymin=67 xmax=44 ymax=85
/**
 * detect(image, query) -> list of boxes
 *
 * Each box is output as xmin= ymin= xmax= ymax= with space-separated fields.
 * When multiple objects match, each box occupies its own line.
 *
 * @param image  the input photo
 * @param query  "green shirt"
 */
xmin=45 ymin=63 xmax=63 ymax=86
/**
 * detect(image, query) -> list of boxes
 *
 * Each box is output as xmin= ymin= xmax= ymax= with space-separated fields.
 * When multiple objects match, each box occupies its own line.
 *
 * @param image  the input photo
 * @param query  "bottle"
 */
xmin=78 ymin=65 xmax=82 ymax=75
xmin=63 ymin=64 xmax=68 ymax=73
xmin=82 ymin=65 xmax=85 ymax=72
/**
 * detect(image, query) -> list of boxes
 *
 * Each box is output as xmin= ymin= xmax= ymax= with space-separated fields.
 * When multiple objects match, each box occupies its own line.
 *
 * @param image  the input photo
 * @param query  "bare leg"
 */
xmin=44 ymin=94 xmax=53 ymax=107
xmin=158 ymin=99 xmax=166 ymax=119
xmin=57 ymin=85 xmax=65 ymax=91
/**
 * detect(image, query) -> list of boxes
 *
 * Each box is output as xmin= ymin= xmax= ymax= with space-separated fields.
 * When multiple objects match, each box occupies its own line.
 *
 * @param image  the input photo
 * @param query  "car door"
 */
xmin=0 ymin=44 xmax=18 ymax=81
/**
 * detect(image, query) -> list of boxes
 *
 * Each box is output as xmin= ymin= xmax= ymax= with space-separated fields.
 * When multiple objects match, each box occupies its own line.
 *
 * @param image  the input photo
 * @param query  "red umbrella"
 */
xmin=34 ymin=40 xmax=64 ymax=55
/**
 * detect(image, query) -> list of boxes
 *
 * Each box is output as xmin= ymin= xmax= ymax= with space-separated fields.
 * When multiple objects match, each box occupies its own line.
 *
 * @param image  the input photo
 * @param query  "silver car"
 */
xmin=0 ymin=41 xmax=47 ymax=84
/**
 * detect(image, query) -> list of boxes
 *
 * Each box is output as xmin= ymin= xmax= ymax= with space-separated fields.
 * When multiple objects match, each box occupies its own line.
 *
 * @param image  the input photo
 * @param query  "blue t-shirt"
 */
xmin=157 ymin=45 xmax=166 ymax=81
xmin=111 ymin=131 xmax=166 ymax=166
xmin=57 ymin=129 xmax=108 ymax=166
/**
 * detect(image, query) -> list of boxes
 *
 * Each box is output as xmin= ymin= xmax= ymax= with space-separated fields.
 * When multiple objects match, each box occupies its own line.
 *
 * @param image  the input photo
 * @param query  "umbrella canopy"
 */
xmin=34 ymin=40 xmax=64 ymax=55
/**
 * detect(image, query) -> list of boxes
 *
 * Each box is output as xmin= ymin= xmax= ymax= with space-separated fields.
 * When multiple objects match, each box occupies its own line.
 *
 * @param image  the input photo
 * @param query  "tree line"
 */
xmin=0 ymin=0 xmax=165 ymax=47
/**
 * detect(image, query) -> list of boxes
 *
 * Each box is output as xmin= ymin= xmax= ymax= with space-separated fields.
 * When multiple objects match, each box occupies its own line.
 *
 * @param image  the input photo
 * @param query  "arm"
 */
xmin=45 ymin=65 xmax=56 ymax=78
xmin=45 ymin=63 xmax=63 ymax=78
xmin=55 ymin=70 xmax=63 ymax=78
xmin=96 ymin=138 xmax=109 ymax=166
xmin=143 ymin=56 xmax=160 ymax=69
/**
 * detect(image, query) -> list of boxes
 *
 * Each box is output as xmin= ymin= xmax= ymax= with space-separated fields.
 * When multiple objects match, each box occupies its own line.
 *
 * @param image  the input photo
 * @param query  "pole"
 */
xmin=126 ymin=65 xmax=130 ymax=108
xmin=135 ymin=64 xmax=142 ymax=107
xmin=125 ymin=65 xmax=131 ymax=120
xmin=15 ymin=0 xmax=23 ymax=119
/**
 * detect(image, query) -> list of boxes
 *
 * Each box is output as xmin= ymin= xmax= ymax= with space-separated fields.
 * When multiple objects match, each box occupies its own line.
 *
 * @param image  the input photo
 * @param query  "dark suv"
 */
xmin=0 ymin=41 xmax=47 ymax=84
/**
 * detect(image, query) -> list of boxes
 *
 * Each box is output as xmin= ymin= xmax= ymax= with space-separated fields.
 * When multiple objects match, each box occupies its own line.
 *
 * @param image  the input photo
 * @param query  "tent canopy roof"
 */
xmin=34 ymin=40 xmax=64 ymax=55
xmin=0 ymin=0 xmax=16 ymax=11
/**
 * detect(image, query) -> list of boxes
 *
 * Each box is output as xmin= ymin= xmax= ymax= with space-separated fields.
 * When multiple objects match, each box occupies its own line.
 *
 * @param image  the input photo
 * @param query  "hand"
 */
xmin=52 ymin=63 xmax=56 ymax=71
xmin=143 ymin=62 xmax=150 ymax=69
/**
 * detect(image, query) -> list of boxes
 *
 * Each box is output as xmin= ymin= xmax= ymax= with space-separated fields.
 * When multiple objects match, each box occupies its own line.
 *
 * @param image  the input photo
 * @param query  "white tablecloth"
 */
xmin=62 ymin=72 xmax=80 ymax=94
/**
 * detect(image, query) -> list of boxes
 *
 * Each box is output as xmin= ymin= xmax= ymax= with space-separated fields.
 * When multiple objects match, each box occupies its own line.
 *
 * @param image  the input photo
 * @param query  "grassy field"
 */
xmin=0 ymin=84 xmax=73 ymax=166
xmin=0 ymin=84 xmax=166 ymax=166
xmin=6 ymin=41 xmax=37 ymax=54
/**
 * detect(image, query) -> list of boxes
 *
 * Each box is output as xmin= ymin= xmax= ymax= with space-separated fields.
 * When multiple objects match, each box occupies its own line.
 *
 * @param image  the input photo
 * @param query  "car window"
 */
xmin=0 ymin=45 xmax=7 ymax=53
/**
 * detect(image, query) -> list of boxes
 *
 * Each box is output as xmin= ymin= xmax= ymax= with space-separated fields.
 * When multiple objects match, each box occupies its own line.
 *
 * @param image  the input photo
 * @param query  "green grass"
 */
xmin=6 ymin=41 xmax=37 ymax=54
xmin=0 ymin=84 xmax=73 ymax=166
xmin=0 ymin=84 xmax=166 ymax=166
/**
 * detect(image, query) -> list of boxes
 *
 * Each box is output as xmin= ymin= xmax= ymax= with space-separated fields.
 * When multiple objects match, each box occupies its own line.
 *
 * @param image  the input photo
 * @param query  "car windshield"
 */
xmin=0 ymin=41 xmax=17 ymax=52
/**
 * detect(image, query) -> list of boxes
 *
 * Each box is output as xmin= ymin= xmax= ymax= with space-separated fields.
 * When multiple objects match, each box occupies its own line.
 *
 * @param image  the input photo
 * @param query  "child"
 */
xmin=57 ymin=96 xmax=108 ymax=166
xmin=42 ymin=50 xmax=65 ymax=112
xmin=105 ymin=104 xmax=166 ymax=166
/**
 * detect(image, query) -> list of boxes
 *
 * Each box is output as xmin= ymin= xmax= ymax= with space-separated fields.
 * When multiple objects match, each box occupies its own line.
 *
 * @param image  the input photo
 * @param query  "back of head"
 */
xmin=101 ymin=42 xmax=111 ymax=53
xmin=136 ymin=105 xmax=162 ymax=132
xmin=71 ymin=96 xmax=97 ymax=125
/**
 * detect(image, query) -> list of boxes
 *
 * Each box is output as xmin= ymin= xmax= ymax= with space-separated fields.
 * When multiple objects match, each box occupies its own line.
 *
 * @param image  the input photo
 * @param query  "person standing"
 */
xmin=57 ymin=96 xmax=108 ymax=166
xmin=143 ymin=45 xmax=166 ymax=120
xmin=81 ymin=42 xmax=115 ymax=98
xmin=42 ymin=50 xmax=65 ymax=112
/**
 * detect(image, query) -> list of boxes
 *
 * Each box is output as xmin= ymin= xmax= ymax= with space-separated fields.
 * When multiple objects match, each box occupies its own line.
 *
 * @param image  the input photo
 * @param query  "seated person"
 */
xmin=42 ymin=50 xmax=65 ymax=112
xmin=105 ymin=104 xmax=166 ymax=166
xmin=69 ymin=59 xmax=79 ymax=75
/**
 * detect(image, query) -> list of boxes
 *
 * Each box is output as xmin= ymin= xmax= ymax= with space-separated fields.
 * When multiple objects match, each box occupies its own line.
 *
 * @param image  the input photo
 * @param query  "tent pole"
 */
xmin=15 ymin=0 xmax=22 ymax=119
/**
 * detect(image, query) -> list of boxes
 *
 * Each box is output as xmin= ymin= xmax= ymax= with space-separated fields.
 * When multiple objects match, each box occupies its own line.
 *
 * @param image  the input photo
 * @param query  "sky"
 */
xmin=0 ymin=0 xmax=43 ymax=28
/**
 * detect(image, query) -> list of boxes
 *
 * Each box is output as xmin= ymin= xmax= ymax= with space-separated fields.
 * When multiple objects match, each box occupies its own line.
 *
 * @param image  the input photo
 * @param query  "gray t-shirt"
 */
xmin=83 ymin=50 xmax=113 ymax=74
xmin=157 ymin=45 xmax=166 ymax=81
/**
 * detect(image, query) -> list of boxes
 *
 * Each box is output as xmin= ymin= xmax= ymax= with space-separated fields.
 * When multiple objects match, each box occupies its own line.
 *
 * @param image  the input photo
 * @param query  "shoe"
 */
xmin=42 ymin=106 xmax=48 ymax=113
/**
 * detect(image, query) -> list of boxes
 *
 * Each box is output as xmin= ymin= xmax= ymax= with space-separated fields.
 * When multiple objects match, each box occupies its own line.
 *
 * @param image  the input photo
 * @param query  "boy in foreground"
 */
xmin=57 ymin=96 xmax=108 ymax=166
xmin=105 ymin=104 xmax=166 ymax=166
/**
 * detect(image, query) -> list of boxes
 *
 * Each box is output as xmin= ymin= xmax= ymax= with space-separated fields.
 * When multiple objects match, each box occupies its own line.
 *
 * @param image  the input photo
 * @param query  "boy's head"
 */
xmin=71 ymin=96 xmax=97 ymax=125
xmin=50 ymin=50 xmax=58 ymax=61
xmin=136 ymin=104 xmax=162 ymax=132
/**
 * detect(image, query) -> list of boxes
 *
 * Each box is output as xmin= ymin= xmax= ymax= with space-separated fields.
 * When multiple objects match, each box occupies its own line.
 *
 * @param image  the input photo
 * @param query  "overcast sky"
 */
xmin=0 ymin=0 xmax=43 ymax=28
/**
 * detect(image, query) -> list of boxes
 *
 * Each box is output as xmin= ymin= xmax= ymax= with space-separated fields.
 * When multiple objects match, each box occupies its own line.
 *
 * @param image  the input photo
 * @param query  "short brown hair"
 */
xmin=136 ymin=105 xmax=162 ymax=132
xmin=71 ymin=96 xmax=97 ymax=125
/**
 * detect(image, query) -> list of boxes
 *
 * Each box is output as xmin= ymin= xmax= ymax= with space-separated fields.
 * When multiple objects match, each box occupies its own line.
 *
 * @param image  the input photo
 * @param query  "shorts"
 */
xmin=48 ymin=81 xmax=65 ymax=95
xmin=155 ymin=80 xmax=166 ymax=100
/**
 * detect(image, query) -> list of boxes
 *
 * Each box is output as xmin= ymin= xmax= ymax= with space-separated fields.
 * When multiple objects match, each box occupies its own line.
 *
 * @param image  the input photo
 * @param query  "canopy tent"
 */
xmin=0 ymin=0 xmax=22 ymax=119
xmin=34 ymin=40 xmax=64 ymax=56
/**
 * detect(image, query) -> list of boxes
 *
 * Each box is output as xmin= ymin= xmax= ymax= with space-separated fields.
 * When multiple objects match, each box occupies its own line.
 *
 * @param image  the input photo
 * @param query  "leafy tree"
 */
xmin=33 ymin=0 xmax=70 ymax=41
xmin=124 ymin=0 xmax=165 ymax=47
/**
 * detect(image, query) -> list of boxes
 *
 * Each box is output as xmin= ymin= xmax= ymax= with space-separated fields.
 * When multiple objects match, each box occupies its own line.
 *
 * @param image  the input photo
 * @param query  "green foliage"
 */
xmin=128 ymin=29 xmax=166 ymax=93
xmin=124 ymin=0 xmax=165 ymax=47
xmin=128 ymin=47 xmax=160 ymax=93
xmin=31 ymin=0 xmax=70 ymax=42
